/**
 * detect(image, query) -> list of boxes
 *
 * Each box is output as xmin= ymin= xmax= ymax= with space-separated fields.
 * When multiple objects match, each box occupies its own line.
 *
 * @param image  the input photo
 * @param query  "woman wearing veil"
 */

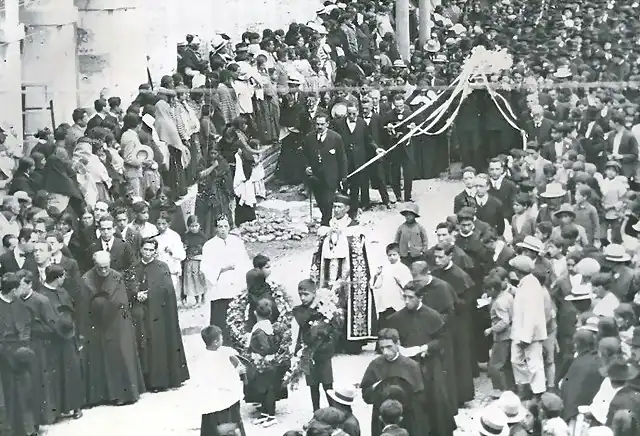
xmin=154 ymin=91 xmax=191 ymax=198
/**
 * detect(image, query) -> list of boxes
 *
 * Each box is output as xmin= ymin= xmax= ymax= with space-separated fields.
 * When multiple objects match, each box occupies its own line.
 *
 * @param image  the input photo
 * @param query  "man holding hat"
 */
xmin=509 ymin=255 xmax=548 ymax=399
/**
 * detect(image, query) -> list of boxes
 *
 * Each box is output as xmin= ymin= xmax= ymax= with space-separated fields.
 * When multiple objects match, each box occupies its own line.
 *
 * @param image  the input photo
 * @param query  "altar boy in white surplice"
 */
xmin=310 ymin=194 xmax=376 ymax=353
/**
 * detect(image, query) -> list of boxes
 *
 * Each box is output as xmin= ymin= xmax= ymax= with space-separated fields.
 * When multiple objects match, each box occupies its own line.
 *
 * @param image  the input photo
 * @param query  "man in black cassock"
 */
xmin=360 ymin=328 xmax=428 ymax=436
xmin=38 ymin=264 xmax=84 ymax=420
xmin=431 ymin=243 xmax=476 ymax=407
xmin=388 ymin=286 xmax=456 ymax=436
xmin=81 ymin=251 xmax=145 ymax=406
xmin=409 ymin=261 xmax=458 ymax=408
xmin=0 ymin=272 xmax=36 ymax=436
xmin=128 ymin=238 xmax=189 ymax=392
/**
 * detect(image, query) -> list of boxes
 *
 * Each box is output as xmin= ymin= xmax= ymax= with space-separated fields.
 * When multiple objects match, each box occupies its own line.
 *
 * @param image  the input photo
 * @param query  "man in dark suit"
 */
xmin=488 ymin=158 xmax=518 ymax=221
xmin=334 ymin=103 xmax=385 ymax=217
xmin=473 ymin=174 xmax=505 ymax=236
xmin=0 ymin=228 xmax=38 ymax=275
xmin=90 ymin=216 xmax=134 ymax=273
xmin=453 ymin=167 xmax=477 ymax=214
xmin=302 ymin=113 xmax=348 ymax=226
xmin=606 ymin=111 xmax=638 ymax=179
xmin=383 ymin=94 xmax=415 ymax=202
xmin=45 ymin=231 xmax=83 ymax=302
xmin=524 ymin=104 xmax=553 ymax=145
xmin=361 ymin=99 xmax=391 ymax=208
xmin=86 ymin=98 xmax=110 ymax=132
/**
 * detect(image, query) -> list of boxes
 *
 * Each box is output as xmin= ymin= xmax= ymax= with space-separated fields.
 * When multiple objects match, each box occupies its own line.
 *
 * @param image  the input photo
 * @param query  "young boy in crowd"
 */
xmin=197 ymin=325 xmax=246 ymax=436
xmin=394 ymin=204 xmax=428 ymax=267
xmin=248 ymin=299 xmax=279 ymax=427
xmin=573 ymin=186 xmax=600 ymax=247
xmin=546 ymin=236 xmax=568 ymax=279
xmin=484 ymin=275 xmax=514 ymax=397
xmin=371 ymin=243 xmax=413 ymax=332
xmin=551 ymin=204 xmax=589 ymax=247
xmin=253 ymin=254 xmax=272 ymax=279
xmin=379 ymin=399 xmax=409 ymax=436
xmin=292 ymin=279 xmax=335 ymax=412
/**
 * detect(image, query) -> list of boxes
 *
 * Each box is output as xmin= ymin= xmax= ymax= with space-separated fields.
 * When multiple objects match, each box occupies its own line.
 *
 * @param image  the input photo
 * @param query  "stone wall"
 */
xmin=173 ymin=0 xmax=323 ymax=41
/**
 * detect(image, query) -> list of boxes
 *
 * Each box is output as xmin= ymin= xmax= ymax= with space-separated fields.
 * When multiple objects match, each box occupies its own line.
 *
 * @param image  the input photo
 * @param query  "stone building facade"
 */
xmin=1 ymin=0 xmax=317 ymax=143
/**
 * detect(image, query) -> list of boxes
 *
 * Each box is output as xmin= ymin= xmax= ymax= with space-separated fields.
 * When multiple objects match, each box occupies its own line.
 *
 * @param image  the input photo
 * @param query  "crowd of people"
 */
xmin=2 ymin=0 xmax=640 ymax=435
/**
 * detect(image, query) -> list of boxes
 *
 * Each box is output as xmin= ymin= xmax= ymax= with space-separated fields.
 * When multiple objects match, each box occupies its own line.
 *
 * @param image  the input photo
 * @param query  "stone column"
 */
xmin=396 ymin=0 xmax=411 ymax=61
xmin=418 ymin=0 xmax=431 ymax=47
xmin=75 ymin=0 xmax=147 ymax=108
xmin=0 ymin=0 xmax=25 ymax=142
xmin=20 ymin=0 xmax=78 ymax=133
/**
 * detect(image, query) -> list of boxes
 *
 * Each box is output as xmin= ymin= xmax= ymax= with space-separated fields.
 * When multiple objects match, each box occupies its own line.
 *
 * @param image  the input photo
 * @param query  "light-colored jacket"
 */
xmin=490 ymin=290 xmax=514 ymax=341
xmin=511 ymin=274 xmax=548 ymax=343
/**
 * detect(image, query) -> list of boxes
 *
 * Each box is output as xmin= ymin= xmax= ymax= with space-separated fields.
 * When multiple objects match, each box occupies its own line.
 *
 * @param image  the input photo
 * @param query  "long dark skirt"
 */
xmin=254 ymin=97 xmax=280 ymax=144
xmin=200 ymin=402 xmax=246 ymax=436
xmin=275 ymin=133 xmax=306 ymax=184
xmin=30 ymin=338 xmax=56 ymax=425
xmin=167 ymin=147 xmax=188 ymax=198
xmin=234 ymin=197 xmax=256 ymax=226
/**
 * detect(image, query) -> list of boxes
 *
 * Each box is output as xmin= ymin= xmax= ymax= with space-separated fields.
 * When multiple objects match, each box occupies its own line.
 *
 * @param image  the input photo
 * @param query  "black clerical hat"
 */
xmin=373 ymin=377 xmax=414 ymax=407
xmin=90 ymin=291 xmax=119 ymax=329
xmin=11 ymin=346 xmax=35 ymax=374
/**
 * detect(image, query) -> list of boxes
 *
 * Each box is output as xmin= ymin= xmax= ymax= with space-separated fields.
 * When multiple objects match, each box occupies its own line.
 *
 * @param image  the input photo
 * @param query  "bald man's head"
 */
xmin=93 ymin=250 xmax=111 ymax=276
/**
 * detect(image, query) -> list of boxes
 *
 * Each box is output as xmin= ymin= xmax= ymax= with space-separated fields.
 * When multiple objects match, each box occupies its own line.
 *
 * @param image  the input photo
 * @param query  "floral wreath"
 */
xmin=227 ymin=281 xmax=295 ymax=376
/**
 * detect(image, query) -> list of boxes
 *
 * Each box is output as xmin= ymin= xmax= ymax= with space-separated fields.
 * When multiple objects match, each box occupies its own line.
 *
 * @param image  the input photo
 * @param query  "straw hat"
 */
xmin=553 ymin=66 xmax=573 ymax=78
xmin=565 ymin=284 xmax=594 ymax=301
xmin=327 ymin=386 xmax=356 ymax=406
xmin=495 ymin=391 xmax=526 ymax=424
xmin=425 ymin=39 xmax=441 ymax=53
xmin=539 ymin=182 xmax=566 ymax=198
xmin=599 ymin=359 xmax=639 ymax=381
xmin=476 ymin=407 xmax=509 ymax=436
xmin=516 ymin=236 xmax=545 ymax=253
xmin=603 ymin=244 xmax=631 ymax=263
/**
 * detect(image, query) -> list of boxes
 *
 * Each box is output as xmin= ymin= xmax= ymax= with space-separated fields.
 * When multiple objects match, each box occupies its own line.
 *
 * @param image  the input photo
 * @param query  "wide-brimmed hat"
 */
xmin=327 ymin=386 xmax=356 ymax=406
xmin=495 ymin=391 xmax=526 ymax=424
xmin=372 ymin=377 xmax=414 ymax=407
xmin=603 ymin=244 xmax=631 ymax=263
xmin=565 ymin=284 xmax=594 ymax=301
xmin=392 ymin=59 xmax=407 ymax=68
xmin=210 ymin=35 xmax=227 ymax=54
xmin=554 ymin=203 xmax=576 ymax=218
xmin=554 ymin=66 xmax=573 ymax=78
xmin=539 ymin=182 xmax=566 ymax=198
xmin=574 ymin=258 xmax=601 ymax=276
xmin=516 ymin=235 xmax=544 ymax=253
xmin=400 ymin=203 xmax=420 ymax=217
xmin=578 ymin=316 xmax=600 ymax=333
xmin=476 ymin=407 xmax=509 ymax=436
xmin=600 ymin=359 xmax=640 ymax=381
xmin=57 ymin=304 xmax=76 ymax=339
xmin=425 ymin=39 xmax=441 ymax=53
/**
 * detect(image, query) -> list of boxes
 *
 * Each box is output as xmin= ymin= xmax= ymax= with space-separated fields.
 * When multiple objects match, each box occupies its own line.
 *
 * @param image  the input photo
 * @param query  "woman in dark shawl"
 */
xmin=154 ymin=96 xmax=191 ymax=198
xmin=245 ymin=268 xmax=280 ymax=330
xmin=195 ymin=147 xmax=233 ymax=237
xmin=148 ymin=186 xmax=187 ymax=236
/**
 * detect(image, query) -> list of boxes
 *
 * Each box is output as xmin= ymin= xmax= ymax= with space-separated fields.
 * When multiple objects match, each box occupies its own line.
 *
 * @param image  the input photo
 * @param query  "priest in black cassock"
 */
xmin=431 ymin=243 xmax=476 ymax=407
xmin=360 ymin=328 xmax=428 ymax=436
xmin=38 ymin=265 xmax=85 ymax=420
xmin=388 ymin=285 xmax=455 ymax=436
xmin=81 ymin=251 xmax=145 ymax=406
xmin=128 ymin=238 xmax=189 ymax=392
xmin=409 ymin=261 xmax=458 ymax=408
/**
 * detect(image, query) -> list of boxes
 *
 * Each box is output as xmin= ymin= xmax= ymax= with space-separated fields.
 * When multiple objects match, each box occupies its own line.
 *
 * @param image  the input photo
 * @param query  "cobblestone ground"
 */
xmin=43 ymin=179 xmax=494 ymax=436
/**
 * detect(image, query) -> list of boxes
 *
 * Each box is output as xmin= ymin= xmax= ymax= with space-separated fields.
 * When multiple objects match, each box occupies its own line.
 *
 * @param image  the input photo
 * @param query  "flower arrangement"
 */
xmin=462 ymin=46 xmax=514 ymax=78
xmin=227 ymin=280 xmax=295 ymax=375
xmin=282 ymin=282 xmax=345 ymax=388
